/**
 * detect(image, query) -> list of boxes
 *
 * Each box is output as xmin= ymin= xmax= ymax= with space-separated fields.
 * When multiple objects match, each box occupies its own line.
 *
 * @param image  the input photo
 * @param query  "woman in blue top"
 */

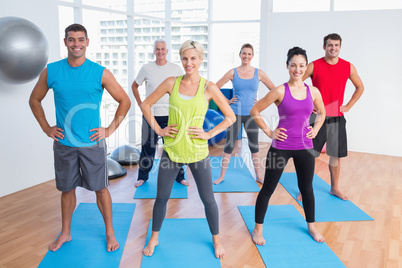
xmin=213 ymin=44 xmax=275 ymax=185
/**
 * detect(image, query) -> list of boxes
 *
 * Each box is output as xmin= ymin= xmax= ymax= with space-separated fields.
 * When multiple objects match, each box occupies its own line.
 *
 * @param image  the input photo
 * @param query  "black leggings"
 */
xmin=224 ymin=114 xmax=259 ymax=154
xmin=255 ymin=147 xmax=316 ymax=224
xmin=152 ymin=150 xmax=219 ymax=235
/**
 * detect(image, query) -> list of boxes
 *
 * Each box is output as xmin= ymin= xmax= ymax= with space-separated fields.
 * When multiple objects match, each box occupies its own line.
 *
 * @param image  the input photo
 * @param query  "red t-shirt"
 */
xmin=311 ymin=57 xmax=351 ymax=117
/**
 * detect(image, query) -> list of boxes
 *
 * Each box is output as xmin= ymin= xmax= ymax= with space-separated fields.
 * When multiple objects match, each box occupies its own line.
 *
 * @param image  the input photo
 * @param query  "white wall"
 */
xmin=0 ymin=0 xmax=60 ymax=197
xmin=260 ymin=9 xmax=402 ymax=157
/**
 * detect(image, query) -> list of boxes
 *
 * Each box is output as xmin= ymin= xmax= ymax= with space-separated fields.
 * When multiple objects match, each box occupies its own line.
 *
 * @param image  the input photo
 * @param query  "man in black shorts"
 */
xmin=301 ymin=33 xmax=364 ymax=200
xmin=29 ymin=24 xmax=130 ymax=251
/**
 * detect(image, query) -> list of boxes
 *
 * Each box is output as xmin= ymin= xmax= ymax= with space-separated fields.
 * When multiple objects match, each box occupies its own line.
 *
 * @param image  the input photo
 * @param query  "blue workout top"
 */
xmin=230 ymin=68 xmax=259 ymax=115
xmin=272 ymin=83 xmax=314 ymax=150
xmin=47 ymin=58 xmax=105 ymax=147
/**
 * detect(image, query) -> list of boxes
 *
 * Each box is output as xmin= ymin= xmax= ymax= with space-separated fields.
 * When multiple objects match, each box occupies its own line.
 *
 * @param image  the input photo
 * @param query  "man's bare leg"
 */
xmin=297 ymin=156 xmax=348 ymax=201
xmin=252 ymin=152 xmax=264 ymax=184
xmin=49 ymin=188 xmax=76 ymax=251
xmin=329 ymin=156 xmax=347 ymax=200
xmin=96 ymin=187 xmax=119 ymax=251
xmin=213 ymin=152 xmax=231 ymax=184
xmin=134 ymin=180 xmax=145 ymax=187
xmin=143 ymin=231 xmax=159 ymax=256
xmin=179 ymin=180 xmax=190 ymax=186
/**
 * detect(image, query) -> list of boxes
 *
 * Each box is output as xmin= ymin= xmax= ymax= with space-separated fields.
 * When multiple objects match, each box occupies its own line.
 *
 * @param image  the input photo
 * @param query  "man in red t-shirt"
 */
xmin=300 ymin=33 xmax=364 ymax=201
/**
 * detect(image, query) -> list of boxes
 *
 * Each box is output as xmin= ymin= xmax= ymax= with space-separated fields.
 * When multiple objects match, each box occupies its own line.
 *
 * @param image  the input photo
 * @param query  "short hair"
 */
xmin=179 ymin=40 xmax=204 ymax=59
xmin=286 ymin=47 xmax=308 ymax=65
xmin=153 ymin=39 xmax=166 ymax=50
xmin=324 ymin=33 xmax=342 ymax=46
xmin=65 ymin=23 xmax=88 ymax=40
xmin=240 ymin=43 xmax=254 ymax=55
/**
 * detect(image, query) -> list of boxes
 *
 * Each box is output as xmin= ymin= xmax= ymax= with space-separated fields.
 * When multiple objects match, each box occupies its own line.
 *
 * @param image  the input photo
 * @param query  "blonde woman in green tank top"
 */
xmin=140 ymin=40 xmax=236 ymax=259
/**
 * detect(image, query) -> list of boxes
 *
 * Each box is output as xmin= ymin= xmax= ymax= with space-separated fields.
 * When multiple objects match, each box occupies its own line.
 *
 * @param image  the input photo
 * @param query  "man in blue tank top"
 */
xmin=29 ymin=24 xmax=131 ymax=252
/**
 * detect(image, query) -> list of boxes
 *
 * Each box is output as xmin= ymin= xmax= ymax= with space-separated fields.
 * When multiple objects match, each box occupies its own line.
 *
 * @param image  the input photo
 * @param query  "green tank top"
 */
xmin=163 ymin=75 xmax=209 ymax=163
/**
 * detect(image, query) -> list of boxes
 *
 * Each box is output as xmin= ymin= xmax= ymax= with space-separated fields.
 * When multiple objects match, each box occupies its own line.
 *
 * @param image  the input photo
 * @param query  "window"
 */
xmin=273 ymin=0 xmax=330 ymax=12
xmin=59 ymin=0 xmax=214 ymax=148
xmin=58 ymin=5 xmax=74 ymax=59
xmin=212 ymin=0 xmax=260 ymax=20
xmin=81 ymin=9 xmax=129 ymax=149
xmin=83 ymin=0 xmax=127 ymax=12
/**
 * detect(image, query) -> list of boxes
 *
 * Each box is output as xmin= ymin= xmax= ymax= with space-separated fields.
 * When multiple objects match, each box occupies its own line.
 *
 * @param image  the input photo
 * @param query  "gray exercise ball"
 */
xmin=110 ymin=145 xmax=141 ymax=165
xmin=0 ymin=17 xmax=49 ymax=84
xmin=107 ymin=158 xmax=127 ymax=180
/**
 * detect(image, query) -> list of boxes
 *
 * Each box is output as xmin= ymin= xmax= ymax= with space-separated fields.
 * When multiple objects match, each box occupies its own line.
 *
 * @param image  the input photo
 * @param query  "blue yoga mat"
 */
xmin=279 ymin=172 xmax=374 ymax=222
xmin=134 ymin=159 xmax=188 ymax=199
xmin=39 ymin=203 xmax=135 ymax=268
xmin=238 ymin=205 xmax=346 ymax=268
xmin=210 ymin=156 xmax=260 ymax=192
xmin=141 ymin=218 xmax=221 ymax=268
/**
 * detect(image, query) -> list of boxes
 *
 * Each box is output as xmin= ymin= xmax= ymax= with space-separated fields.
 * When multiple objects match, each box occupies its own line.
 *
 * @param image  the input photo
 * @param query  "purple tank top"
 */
xmin=272 ymin=83 xmax=314 ymax=150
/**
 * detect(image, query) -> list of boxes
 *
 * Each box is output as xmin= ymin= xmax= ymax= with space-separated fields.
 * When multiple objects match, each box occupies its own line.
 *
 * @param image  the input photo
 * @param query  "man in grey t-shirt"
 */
xmin=132 ymin=39 xmax=188 ymax=187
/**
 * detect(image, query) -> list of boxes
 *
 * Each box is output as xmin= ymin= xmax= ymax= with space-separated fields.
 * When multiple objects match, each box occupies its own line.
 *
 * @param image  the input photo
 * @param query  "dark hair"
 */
xmin=323 ymin=33 xmax=342 ymax=46
xmin=240 ymin=43 xmax=254 ymax=55
xmin=286 ymin=47 xmax=308 ymax=65
xmin=65 ymin=23 xmax=88 ymax=40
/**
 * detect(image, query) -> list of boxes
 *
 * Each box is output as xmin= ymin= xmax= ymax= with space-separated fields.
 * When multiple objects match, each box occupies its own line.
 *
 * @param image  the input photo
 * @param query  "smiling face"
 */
xmin=181 ymin=48 xmax=203 ymax=75
xmin=287 ymin=54 xmax=307 ymax=81
xmin=324 ymin=39 xmax=341 ymax=59
xmin=64 ymin=31 xmax=89 ymax=60
xmin=154 ymin=41 xmax=168 ymax=62
xmin=239 ymin=47 xmax=254 ymax=65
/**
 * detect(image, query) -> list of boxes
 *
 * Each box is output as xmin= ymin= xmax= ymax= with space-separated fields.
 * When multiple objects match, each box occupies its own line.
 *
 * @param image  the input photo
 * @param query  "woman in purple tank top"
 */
xmin=250 ymin=47 xmax=326 ymax=244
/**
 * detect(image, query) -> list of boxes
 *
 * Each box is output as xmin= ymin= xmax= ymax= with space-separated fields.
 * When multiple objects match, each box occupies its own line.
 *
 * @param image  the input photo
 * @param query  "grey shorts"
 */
xmin=310 ymin=114 xmax=348 ymax=158
xmin=53 ymin=140 xmax=109 ymax=192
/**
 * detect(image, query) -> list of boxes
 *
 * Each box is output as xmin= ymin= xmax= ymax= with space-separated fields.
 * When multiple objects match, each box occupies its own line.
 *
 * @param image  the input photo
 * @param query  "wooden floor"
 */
xmin=1 ymin=140 xmax=401 ymax=268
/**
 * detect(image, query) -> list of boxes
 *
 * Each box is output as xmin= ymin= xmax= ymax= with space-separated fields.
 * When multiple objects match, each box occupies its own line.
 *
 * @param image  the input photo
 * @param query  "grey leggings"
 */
xmin=152 ymin=150 xmax=219 ymax=235
xmin=224 ymin=114 xmax=259 ymax=154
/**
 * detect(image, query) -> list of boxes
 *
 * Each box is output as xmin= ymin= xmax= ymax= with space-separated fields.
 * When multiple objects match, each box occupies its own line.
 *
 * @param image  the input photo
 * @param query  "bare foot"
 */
xmin=143 ymin=238 xmax=159 ymax=257
xmin=296 ymin=192 xmax=302 ymax=202
xmin=106 ymin=233 xmax=119 ymax=252
xmin=213 ymin=177 xmax=224 ymax=185
xmin=308 ymin=223 xmax=325 ymax=243
xmin=252 ymin=224 xmax=265 ymax=246
xmin=212 ymin=236 xmax=226 ymax=259
xmin=330 ymin=189 xmax=348 ymax=200
xmin=179 ymin=180 xmax=189 ymax=186
xmin=49 ymin=233 xmax=72 ymax=251
xmin=134 ymin=180 xmax=145 ymax=187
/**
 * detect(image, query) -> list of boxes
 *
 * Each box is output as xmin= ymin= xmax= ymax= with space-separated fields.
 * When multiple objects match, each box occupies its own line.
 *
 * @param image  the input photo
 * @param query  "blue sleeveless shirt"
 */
xmin=230 ymin=68 xmax=259 ymax=115
xmin=47 ymin=59 xmax=105 ymax=147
